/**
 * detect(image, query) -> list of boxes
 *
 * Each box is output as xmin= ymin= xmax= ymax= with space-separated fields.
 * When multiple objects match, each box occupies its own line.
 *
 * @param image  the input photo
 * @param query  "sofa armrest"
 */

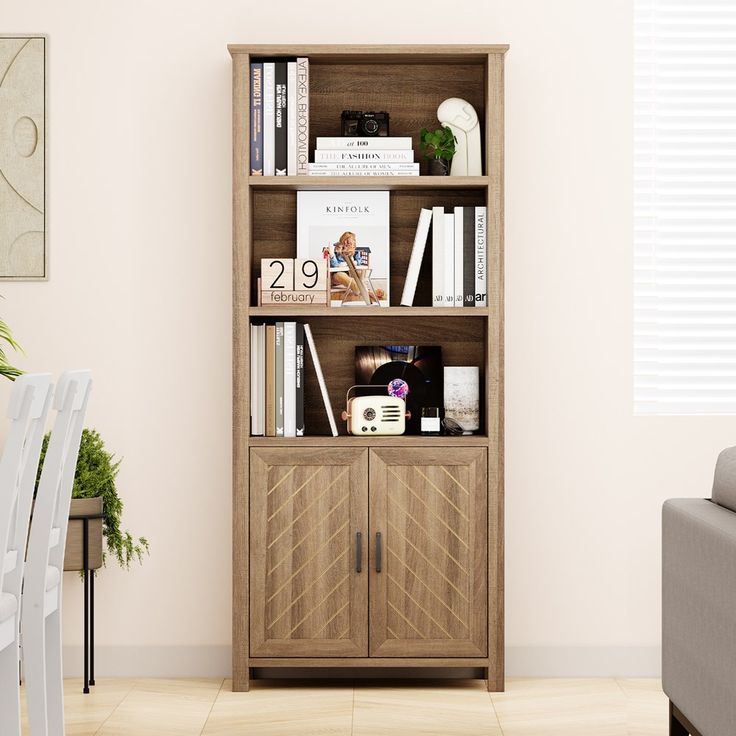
xmin=663 ymin=498 xmax=736 ymax=736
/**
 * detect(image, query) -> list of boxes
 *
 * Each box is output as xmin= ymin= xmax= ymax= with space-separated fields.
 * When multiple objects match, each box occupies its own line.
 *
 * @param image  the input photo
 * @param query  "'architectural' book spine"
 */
xmin=287 ymin=61 xmax=297 ymax=176
xmin=313 ymin=150 xmax=415 ymax=162
xmin=475 ymin=207 xmax=487 ymax=307
xmin=444 ymin=214 xmax=455 ymax=306
xmin=432 ymin=207 xmax=445 ymax=307
xmin=274 ymin=62 xmax=288 ymax=176
xmin=262 ymin=63 xmax=275 ymax=176
xmin=284 ymin=322 xmax=296 ymax=437
xmin=265 ymin=324 xmax=275 ymax=435
xmin=453 ymin=207 xmax=464 ymax=307
xmin=316 ymin=137 xmax=413 ymax=150
xmin=296 ymin=57 xmax=309 ymax=176
xmin=275 ymin=322 xmax=284 ymax=436
xmin=249 ymin=63 xmax=263 ymax=175
xmin=400 ymin=208 xmax=432 ymax=307
xmin=463 ymin=206 xmax=476 ymax=306
xmin=295 ymin=323 xmax=305 ymax=436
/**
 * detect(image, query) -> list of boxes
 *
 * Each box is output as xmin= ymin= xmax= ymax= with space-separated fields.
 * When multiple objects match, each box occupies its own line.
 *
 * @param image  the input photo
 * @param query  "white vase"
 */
xmin=443 ymin=367 xmax=480 ymax=434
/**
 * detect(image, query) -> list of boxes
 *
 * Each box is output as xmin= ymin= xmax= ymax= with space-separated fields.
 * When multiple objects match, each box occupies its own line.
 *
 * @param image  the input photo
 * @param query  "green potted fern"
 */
xmin=37 ymin=429 xmax=149 ymax=572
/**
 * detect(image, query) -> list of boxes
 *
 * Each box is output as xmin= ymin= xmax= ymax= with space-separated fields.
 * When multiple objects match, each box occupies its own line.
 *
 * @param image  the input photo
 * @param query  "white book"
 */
xmin=307 ymin=170 xmax=419 ymax=177
xmin=314 ymin=150 xmax=415 ymax=162
xmin=432 ymin=207 xmax=445 ymax=308
xmin=453 ymin=207 xmax=464 ymax=307
xmin=475 ymin=206 xmax=487 ymax=308
xmin=284 ymin=322 xmax=296 ymax=437
xmin=316 ymin=136 xmax=413 ymax=150
xmin=400 ymin=208 xmax=432 ymax=306
xmin=296 ymin=58 xmax=309 ymax=176
xmin=287 ymin=62 xmax=297 ymax=176
xmin=308 ymin=163 xmax=419 ymax=172
xmin=250 ymin=324 xmax=259 ymax=434
xmin=444 ymin=214 xmax=455 ymax=307
xmin=262 ymin=63 xmax=275 ymax=176
xmin=258 ymin=325 xmax=265 ymax=433
xmin=304 ymin=324 xmax=338 ymax=437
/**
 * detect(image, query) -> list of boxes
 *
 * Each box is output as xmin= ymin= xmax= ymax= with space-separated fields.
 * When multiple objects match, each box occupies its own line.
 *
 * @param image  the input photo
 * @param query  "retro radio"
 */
xmin=341 ymin=385 xmax=411 ymax=436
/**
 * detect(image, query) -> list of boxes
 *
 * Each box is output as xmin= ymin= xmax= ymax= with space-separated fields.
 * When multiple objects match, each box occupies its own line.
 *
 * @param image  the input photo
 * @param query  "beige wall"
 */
xmin=1 ymin=0 xmax=730 ymax=677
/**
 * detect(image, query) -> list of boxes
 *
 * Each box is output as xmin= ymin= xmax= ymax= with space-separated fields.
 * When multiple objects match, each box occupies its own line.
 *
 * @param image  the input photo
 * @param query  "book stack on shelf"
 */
xmin=400 ymin=206 xmax=488 ymax=308
xmin=249 ymin=58 xmax=309 ymax=175
xmin=309 ymin=136 xmax=419 ymax=177
xmin=250 ymin=321 xmax=338 ymax=437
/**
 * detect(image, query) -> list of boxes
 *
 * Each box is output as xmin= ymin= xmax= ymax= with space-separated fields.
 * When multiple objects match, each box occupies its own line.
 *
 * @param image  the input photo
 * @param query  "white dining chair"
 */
xmin=23 ymin=370 xmax=92 ymax=736
xmin=0 ymin=373 xmax=54 ymax=736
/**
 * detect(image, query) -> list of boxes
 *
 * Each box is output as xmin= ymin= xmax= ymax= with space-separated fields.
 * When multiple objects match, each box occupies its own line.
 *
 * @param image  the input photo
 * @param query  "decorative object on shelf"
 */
xmin=37 ymin=428 xmax=149 ymax=570
xmin=259 ymin=257 xmax=328 ymax=305
xmin=297 ymin=190 xmax=389 ymax=306
xmin=419 ymin=125 xmax=456 ymax=176
xmin=437 ymin=97 xmax=482 ymax=176
xmin=310 ymin=134 xmax=417 ymax=177
xmin=420 ymin=406 xmax=441 ymax=435
xmin=355 ymin=345 xmax=443 ymax=434
xmin=341 ymin=385 xmax=410 ymax=436
xmin=444 ymin=366 xmax=480 ymax=434
xmin=0 ymin=36 xmax=46 ymax=279
xmin=341 ymin=110 xmax=389 ymax=137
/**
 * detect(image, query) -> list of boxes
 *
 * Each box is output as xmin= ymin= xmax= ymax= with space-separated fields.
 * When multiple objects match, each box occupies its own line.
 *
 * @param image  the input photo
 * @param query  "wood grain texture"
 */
xmin=248 ymin=436 xmax=490 ymax=447
xmin=486 ymin=52 xmax=505 ymax=693
xmin=228 ymin=44 xmax=509 ymax=60
xmin=64 ymin=497 xmax=103 ymax=571
xmin=247 ymin=175 xmax=490 ymax=191
xmin=249 ymin=448 xmax=368 ymax=657
xmin=232 ymin=52 xmax=251 ymax=692
xmin=369 ymin=448 xmax=488 ymax=658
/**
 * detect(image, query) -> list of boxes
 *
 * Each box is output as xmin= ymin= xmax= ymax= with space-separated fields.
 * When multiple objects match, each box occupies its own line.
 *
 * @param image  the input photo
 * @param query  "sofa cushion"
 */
xmin=712 ymin=446 xmax=736 ymax=512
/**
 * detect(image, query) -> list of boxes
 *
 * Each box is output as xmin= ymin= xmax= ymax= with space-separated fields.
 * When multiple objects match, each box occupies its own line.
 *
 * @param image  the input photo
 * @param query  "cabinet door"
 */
xmin=250 ymin=447 xmax=368 ymax=657
xmin=369 ymin=448 xmax=488 ymax=657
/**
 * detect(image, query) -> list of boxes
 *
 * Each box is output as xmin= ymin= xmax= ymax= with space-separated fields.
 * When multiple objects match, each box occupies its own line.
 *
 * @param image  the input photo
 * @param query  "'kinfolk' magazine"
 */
xmin=296 ymin=190 xmax=390 ymax=307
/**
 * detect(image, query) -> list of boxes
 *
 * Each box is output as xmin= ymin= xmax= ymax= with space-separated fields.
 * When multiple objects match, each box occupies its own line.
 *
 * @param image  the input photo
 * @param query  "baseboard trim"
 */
xmin=62 ymin=645 xmax=662 ymax=679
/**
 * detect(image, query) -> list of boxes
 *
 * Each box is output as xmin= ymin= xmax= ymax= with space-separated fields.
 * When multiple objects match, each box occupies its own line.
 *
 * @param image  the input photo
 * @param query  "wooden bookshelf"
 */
xmin=230 ymin=44 xmax=507 ymax=693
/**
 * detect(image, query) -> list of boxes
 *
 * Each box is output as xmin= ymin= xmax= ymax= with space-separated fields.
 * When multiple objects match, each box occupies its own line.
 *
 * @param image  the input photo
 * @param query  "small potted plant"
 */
xmin=420 ymin=125 xmax=457 ymax=175
xmin=37 ymin=428 xmax=149 ymax=572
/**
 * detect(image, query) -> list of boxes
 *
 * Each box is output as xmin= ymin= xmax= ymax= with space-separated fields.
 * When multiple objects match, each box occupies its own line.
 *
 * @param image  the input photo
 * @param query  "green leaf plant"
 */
xmin=419 ymin=125 xmax=457 ymax=161
xmin=36 ymin=428 xmax=149 ymax=570
xmin=0 ymin=310 xmax=23 ymax=380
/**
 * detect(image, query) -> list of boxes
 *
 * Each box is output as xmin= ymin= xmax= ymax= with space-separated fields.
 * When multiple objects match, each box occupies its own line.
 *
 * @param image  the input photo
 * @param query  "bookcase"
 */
xmin=229 ymin=44 xmax=507 ymax=692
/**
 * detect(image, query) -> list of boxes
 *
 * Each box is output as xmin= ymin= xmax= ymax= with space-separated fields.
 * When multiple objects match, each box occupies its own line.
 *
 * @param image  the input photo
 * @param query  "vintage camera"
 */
xmin=341 ymin=110 xmax=390 ymax=137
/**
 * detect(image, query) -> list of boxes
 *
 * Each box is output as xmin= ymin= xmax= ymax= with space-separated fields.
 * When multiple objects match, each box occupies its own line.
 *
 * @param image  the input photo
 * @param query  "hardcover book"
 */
xmin=265 ymin=324 xmax=275 ymax=435
xmin=284 ymin=321 xmax=296 ymax=437
xmin=287 ymin=61 xmax=297 ymax=176
xmin=275 ymin=322 xmax=284 ymax=435
xmin=296 ymin=190 xmax=390 ymax=307
xmin=295 ymin=323 xmax=305 ymax=436
xmin=262 ymin=63 xmax=275 ymax=176
xmin=475 ymin=207 xmax=487 ymax=307
xmin=313 ymin=150 xmax=415 ymax=162
xmin=274 ymin=62 xmax=288 ymax=176
xmin=296 ymin=58 xmax=309 ymax=175
xmin=355 ymin=345 xmax=443 ymax=435
xmin=316 ymin=137 xmax=412 ymax=150
xmin=249 ymin=63 xmax=263 ymax=175
xmin=463 ymin=206 xmax=476 ymax=306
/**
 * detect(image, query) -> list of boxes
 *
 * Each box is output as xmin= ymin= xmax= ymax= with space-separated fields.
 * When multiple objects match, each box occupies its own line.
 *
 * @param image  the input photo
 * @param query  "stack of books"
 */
xmin=249 ymin=58 xmax=309 ymax=176
xmin=250 ymin=322 xmax=338 ymax=437
xmin=400 ymin=206 xmax=488 ymax=307
xmin=308 ymin=137 xmax=419 ymax=177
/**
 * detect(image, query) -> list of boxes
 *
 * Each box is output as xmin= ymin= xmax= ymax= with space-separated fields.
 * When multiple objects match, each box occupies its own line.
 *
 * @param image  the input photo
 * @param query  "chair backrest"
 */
xmin=25 ymin=371 xmax=92 ymax=597
xmin=0 ymin=374 xmax=53 ymax=602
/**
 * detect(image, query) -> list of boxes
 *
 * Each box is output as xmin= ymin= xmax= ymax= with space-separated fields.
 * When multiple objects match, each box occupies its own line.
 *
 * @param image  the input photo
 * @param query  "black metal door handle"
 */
xmin=375 ymin=532 xmax=382 ymax=573
xmin=356 ymin=532 xmax=362 ymax=573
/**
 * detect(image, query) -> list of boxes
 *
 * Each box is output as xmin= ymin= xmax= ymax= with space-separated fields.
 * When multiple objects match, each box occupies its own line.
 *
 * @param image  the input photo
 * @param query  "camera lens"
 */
xmin=363 ymin=119 xmax=379 ymax=135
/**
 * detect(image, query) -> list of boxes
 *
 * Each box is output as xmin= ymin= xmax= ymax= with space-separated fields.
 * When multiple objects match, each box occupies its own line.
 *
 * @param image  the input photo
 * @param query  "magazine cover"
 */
xmin=296 ymin=190 xmax=390 ymax=307
xmin=355 ymin=345 xmax=443 ymax=434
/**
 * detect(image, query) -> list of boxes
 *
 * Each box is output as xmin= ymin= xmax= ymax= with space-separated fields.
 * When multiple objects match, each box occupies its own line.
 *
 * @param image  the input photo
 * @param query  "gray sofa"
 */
xmin=663 ymin=447 xmax=736 ymax=736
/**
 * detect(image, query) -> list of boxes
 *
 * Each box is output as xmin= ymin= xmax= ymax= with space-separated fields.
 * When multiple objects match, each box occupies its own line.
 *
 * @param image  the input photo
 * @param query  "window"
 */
xmin=635 ymin=0 xmax=736 ymax=414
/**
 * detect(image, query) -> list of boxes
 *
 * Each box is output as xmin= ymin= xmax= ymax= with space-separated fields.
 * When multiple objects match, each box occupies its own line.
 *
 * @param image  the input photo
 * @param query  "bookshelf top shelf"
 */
xmin=247 ymin=176 xmax=490 ymax=191
xmin=228 ymin=44 xmax=509 ymax=61
xmin=249 ymin=306 xmax=490 ymax=318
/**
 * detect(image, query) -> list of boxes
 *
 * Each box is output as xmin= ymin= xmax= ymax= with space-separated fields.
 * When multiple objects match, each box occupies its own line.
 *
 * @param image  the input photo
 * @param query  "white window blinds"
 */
xmin=635 ymin=0 xmax=736 ymax=414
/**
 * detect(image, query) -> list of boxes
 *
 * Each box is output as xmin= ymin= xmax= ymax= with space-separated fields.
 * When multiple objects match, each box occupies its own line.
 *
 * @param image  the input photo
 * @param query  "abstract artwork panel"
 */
xmin=0 ymin=36 xmax=45 ymax=279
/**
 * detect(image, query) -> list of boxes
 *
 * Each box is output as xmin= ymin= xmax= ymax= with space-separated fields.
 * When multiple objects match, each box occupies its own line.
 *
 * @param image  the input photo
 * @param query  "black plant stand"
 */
xmin=69 ymin=511 xmax=104 ymax=694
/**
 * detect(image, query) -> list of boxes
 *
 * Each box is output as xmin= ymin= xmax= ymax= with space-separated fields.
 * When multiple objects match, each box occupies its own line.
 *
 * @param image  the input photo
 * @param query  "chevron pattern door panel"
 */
xmin=369 ymin=448 xmax=488 ymax=657
xmin=250 ymin=447 xmax=368 ymax=657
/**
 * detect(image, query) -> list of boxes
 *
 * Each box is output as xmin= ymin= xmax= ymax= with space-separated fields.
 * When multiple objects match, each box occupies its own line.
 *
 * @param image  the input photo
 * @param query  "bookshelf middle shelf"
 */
xmin=249 ymin=306 xmax=490 ymax=317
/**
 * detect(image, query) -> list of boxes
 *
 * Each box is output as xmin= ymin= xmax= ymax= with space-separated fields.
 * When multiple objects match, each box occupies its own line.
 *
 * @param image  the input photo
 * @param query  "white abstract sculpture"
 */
xmin=437 ymin=98 xmax=482 ymax=176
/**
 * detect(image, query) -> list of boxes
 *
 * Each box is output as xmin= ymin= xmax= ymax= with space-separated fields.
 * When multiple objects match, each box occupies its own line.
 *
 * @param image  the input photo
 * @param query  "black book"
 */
xmin=295 ymin=323 xmax=305 ymax=436
xmin=274 ymin=62 xmax=288 ymax=175
xmin=463 ymin=206 xmax=476 ymax=306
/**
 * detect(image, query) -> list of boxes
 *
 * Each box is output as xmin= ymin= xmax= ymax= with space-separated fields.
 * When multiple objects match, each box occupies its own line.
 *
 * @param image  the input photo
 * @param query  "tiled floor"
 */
xmin=21 ymin=677 xmax=669 ymax=735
